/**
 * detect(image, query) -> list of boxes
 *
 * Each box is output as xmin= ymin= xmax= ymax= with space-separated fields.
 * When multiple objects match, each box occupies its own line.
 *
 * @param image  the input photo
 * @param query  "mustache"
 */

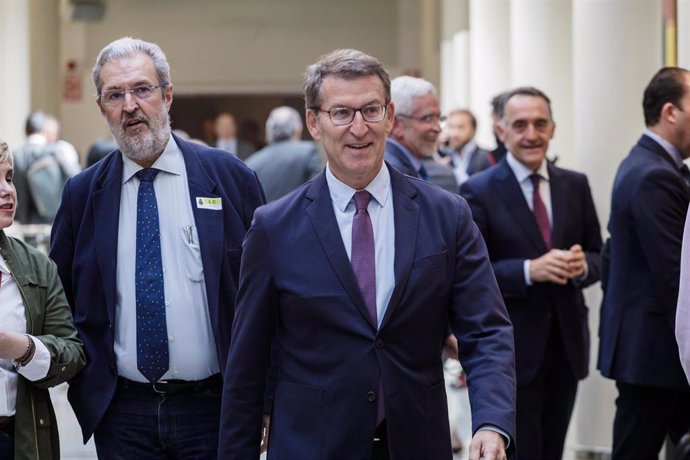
xmin=122 ymin=112 xmax=148 ymax=128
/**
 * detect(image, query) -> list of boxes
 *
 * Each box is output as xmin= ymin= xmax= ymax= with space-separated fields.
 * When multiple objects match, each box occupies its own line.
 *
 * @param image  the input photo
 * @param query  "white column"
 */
xmin=469 ymin=0 xmax=510 ymax=149
xmin=0 ymin=0 xmax=30 ymax=149
xmin=571 ymin=0 xmax=661 ymax=455
xmin=680 ymin=0 xmax=690 ymax=68
xmin=439 ymin=0 xmax=470 ymax=112
xmin=509 ymin=0 xmax=573 ymax=167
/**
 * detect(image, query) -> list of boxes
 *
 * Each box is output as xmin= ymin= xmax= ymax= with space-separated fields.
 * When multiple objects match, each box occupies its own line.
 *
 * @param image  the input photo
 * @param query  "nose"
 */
xmin=0 ymin=178 xmax=11 ymax=195
xmin=524 ymin=123 xmax=539 ymax=140
xmin=349 ymin=111 xmax=369 ymax=137
xmin=122 ymin=91 xmax=139 ymax=113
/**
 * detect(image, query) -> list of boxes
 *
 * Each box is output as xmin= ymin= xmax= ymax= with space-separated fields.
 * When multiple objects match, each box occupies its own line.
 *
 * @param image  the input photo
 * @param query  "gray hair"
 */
xmin=92 ymin=37 xmax=171 ymax=94
xmin=304 ymin=49 xmax=391 ymax=110
xmin=266 ymin=106 xmax=303 ymax=143
xmin=391 ymin=76 xmax=436 ymax=116
xmin=0 ymin=140 xmax=12 ymax=167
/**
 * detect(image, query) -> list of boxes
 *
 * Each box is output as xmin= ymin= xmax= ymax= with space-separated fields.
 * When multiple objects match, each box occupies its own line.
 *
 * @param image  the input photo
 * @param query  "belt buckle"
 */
xmin=152 ymin=380 xmax=169 ymax=394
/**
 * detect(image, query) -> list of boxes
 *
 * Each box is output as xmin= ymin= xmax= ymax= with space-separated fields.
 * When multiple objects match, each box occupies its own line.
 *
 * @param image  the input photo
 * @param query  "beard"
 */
xmin=109 ymin=104 xmax=171 ymax=163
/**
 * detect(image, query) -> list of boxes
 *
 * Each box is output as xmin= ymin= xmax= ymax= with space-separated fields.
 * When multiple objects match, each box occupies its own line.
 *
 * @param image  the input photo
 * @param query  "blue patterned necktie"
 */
xmin=135 ymin=168 xmax=169 ymax=382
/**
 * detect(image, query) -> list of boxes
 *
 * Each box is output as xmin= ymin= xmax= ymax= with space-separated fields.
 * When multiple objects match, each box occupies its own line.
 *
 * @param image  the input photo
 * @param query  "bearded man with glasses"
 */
xmin=219 ymin=48 xmax=516 ymax=460
xmin=49 ymin=36 xmax=265 ymax=459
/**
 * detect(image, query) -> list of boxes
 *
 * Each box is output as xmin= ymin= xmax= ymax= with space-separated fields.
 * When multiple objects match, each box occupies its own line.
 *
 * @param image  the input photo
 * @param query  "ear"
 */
xmin=496 ymin=121 xmax=507 ymax=143
xmin=96 ymin=98 xmax=105 ymax=116
xmin=305 ymin=109 xmax=321 ymax=141
xmin=548 ymin=121 xmax=556 ymax=140
xmin=164 ymin=84 xmax=174 ymax=111
xmin=384 ymin=101 xmax=395 ymax=136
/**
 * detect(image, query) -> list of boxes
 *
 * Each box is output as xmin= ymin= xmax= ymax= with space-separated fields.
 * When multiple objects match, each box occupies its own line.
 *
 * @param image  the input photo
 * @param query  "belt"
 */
xmin=0 ymin=416 xmax=14 ymax=429
xmin=117 ymin=374 xmax=222 ymax=395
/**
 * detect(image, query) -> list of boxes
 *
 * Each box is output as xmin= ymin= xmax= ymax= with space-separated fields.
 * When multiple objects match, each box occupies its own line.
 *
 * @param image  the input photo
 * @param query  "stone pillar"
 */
xmin=509 ymin=0 xmax=573 ymax=166
xmin=439 ymin=0 xmax=470 ymax=112
xmin=0 ymin=0 xmax=30 ymax=149
xmin=468 ymin=0 xmax=510 ymax=148
xmin=571 ymin=0 xmax=661 ymax=454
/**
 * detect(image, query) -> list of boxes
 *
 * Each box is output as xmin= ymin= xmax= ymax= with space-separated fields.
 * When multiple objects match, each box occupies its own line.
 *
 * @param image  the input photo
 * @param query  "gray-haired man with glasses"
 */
xmin=384 ymin=75 xmax=458 ymax=193
xmin=50 ymin=36 xmax=265 ymax=459
xmin=219 ymin=48 xmax=515 ymax=460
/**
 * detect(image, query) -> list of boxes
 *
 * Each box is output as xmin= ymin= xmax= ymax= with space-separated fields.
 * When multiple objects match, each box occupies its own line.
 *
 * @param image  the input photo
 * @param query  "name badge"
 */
xmin=196 ymin=197 xmax=222 ymax=210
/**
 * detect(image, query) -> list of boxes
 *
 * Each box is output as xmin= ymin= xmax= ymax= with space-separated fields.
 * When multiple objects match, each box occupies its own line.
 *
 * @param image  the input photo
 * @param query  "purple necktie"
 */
xmin=530 ymin=174 xmax=551 ymax=249
xmin=351 ymin=190 xmax=385 ymax=424
xmin=351 ymin=191 xmax=377 ymax=323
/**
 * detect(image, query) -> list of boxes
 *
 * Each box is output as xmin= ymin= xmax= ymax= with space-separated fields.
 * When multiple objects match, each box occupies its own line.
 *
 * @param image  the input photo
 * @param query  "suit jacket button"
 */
xmin=367 ymin=391 xmax=376 ymax=402
xmin=375 ymin=339 xmax=384 ymax=349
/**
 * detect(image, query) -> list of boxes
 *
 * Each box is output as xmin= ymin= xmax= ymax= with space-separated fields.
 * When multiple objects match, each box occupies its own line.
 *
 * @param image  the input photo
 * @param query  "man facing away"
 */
xmin=600 ymin=67 xmax=690 ymax=459
xmin=219 ymin=48 xmax=516 ymax=460
xmin=245 ymin=105 xmax=323 ymax=202
xmin=461 ymin=86 xmax=602 ymax=460
xmin=49 ymin=37 xmax=265 ymax=459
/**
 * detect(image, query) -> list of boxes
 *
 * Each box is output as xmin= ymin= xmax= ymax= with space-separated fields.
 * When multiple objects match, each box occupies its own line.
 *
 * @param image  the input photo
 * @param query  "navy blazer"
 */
xmin=384 ymin=138 xmax=420 ymax=178
xmin=219 ymin=164 xmax=516 ymax=459
xmin=49 ymin=135 xmax=265 ymax=441
xmin=598 ymin=134 xmax=690 ymax=389
xmin=461 ymin=160 xmax=602 ymax=385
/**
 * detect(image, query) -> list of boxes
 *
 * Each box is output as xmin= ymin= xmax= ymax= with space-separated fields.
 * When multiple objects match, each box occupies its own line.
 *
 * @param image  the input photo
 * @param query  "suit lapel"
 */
xmin=92 ymin=154 xmax=124 ymax=327
xmin=380 ymin=166 xmax=418 ymax=329
xmin=305 ymin=173 xmax=377 ymax=329
xmin=548 ymin=164 xmax=567 ymax=249
xmin=495 ymin=161 xmax=547 ymax=253
xmin=178 ymin=137 xmax=223 ymax=327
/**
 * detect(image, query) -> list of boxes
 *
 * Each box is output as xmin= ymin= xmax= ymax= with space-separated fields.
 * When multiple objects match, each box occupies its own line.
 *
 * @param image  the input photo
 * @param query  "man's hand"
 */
xmin=260 ymin=415 xmax=271 ymax=454
xmin=443 ymin=334 xmax=459 ymax=361
xmin=530 ymin=245 xmax=587 ymax=284
xmin=469 ymin=430 xmax=507 ymax=460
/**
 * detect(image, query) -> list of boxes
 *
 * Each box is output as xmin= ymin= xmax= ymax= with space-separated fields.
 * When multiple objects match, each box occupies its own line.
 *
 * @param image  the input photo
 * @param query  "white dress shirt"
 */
xmin=325 ymin=163 xmax=395 ymax=327
xmin=115 ymin=136 xmax=219 ymax=382
xmin=0 ymin=254 xmax=50 ymax=416
xmin=451 ymin=140 xmax=477 ymax=185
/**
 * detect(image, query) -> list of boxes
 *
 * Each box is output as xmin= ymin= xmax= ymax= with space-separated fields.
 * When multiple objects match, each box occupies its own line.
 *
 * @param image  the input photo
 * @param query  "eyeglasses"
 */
xmin=98 ymin=84 xmax=168 ymax=108
xmin=397 ymin=113 xmax=447 ymax=124
xmin=312 ymin=104 xmax=387 ymax=126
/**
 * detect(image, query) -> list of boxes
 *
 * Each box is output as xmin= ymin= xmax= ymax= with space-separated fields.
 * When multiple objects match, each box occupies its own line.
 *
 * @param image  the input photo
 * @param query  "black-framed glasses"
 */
xmin=397 ymin=113 xmax=447 ymax=124
xmin=312 ymin=104 xmax=387 ymax=126
xmin=98 ymin=83 xmax=168 ymax=108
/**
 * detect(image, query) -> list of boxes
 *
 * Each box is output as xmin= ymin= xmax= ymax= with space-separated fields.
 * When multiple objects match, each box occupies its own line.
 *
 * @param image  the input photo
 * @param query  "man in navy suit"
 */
xmin=599 ymin=67 xmax=690 ymax=459
xmin=440 ymin=109 xmax=492 ymax=186
xmin=219 ymin=49 xmax=516 ymax=460
xmin=49 ymin=37 xmax=265 ymax=458
xmin=461 ymin=87 xmax=602 ymax=460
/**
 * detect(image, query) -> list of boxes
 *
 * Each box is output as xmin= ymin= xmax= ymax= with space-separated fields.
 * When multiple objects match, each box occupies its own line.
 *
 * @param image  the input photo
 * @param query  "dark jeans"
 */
xmin=0 ymin=418 xmax=14 ymax=460
xmin=94 ymin=379 xmax=221 ymax=460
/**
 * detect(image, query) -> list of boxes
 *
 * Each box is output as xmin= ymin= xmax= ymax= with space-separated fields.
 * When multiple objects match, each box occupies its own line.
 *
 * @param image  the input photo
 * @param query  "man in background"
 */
xmin=246 ymin=106 xmax=323 ymax=202
xmin=441 ymin=109 xmax=491 ymax=186
xmin=461 ymin=86 xmax=602 ymax=460
xmin=601 ymin=67 xmax=690 ymax=459
xmin=215 ymin=112 xmax=256 ymax=160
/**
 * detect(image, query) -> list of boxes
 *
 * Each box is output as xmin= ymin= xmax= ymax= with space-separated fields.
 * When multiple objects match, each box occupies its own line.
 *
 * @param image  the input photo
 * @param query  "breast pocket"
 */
xmin=411 ymin=251 xmax=448 ymax=270
xmin=181 ymin=225 xmax=204 ymax=282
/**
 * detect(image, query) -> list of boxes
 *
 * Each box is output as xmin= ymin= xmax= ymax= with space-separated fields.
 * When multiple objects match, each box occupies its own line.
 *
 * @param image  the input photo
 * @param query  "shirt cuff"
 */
xmin=478 ymin=424 xmax=511 ymax=449
xmin=17 ymin=336 xmax=51 ymax=381
xmin=524 ymin=260 xmax=533 ymax=286
xmin=573 ymin=260 xmax=589 ymax=285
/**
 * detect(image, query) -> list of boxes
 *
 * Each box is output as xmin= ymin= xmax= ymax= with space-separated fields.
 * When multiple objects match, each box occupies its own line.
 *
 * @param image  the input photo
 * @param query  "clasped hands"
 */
xmin=529 ymin=244 xmax=586 ymax=285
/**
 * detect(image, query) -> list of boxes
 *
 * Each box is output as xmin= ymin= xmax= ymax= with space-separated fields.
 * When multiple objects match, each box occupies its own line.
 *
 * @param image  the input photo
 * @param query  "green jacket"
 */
xmin=0 ymin=231 xmax=85 ymax=460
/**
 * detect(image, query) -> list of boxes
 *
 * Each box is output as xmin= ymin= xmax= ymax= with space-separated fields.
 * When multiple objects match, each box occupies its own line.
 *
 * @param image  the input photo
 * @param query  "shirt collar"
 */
xmin=325 ymin=162 xmax=391 ymax=212
xmin=387 ymin=138 xmax=422 ymax=172
xmin=506 ymin=152 xmax=550 ymax=183
xmin=121 ymin=135 xmax=182 ymax=183
xmin=459 ymin=140 xmax=477 ymax=157
xmin=644 ymin=129 xmax=684 ymax=169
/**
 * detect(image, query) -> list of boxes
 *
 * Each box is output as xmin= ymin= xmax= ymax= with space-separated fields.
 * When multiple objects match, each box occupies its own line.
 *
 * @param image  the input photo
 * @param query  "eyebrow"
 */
xmin=102 ymin=80 xmax=154 ymax=92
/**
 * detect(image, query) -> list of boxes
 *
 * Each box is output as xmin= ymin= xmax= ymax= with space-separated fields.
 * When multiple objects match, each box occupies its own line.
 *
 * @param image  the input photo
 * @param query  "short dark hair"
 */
xmin=447 ymin=109 xmax=477 ymax=130
xmin=643 ymin=67 xmax=690 ymax=127
xmin=491 ymin=91 xmax=510 ymax=120
xmin=501 ymin=86 xmax=553 ymax=122
xmin=303 ymin=49 xmax=391 ymax=110
xmin=25 ymin=111 xmax=48 ymax=136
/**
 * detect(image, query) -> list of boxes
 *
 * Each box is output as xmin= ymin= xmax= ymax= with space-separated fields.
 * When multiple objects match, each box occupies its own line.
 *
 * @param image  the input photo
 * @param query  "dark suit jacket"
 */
xmin=466 ymin=145 xmax=492 ymax=176
xmin=219 ymin=164 xmax=516 ymax=459
xmin=598 ymin=134 xmax=690 ymax=389
xmin=49 ymin=135 xmax=266 ymax=441
xmin=384 ymin=138 xmax=420 ymax=178
xmin=461 ymin=160 xmax=602 ymax=385
xmin=245 ymin=140 xmax=324 ymax=202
